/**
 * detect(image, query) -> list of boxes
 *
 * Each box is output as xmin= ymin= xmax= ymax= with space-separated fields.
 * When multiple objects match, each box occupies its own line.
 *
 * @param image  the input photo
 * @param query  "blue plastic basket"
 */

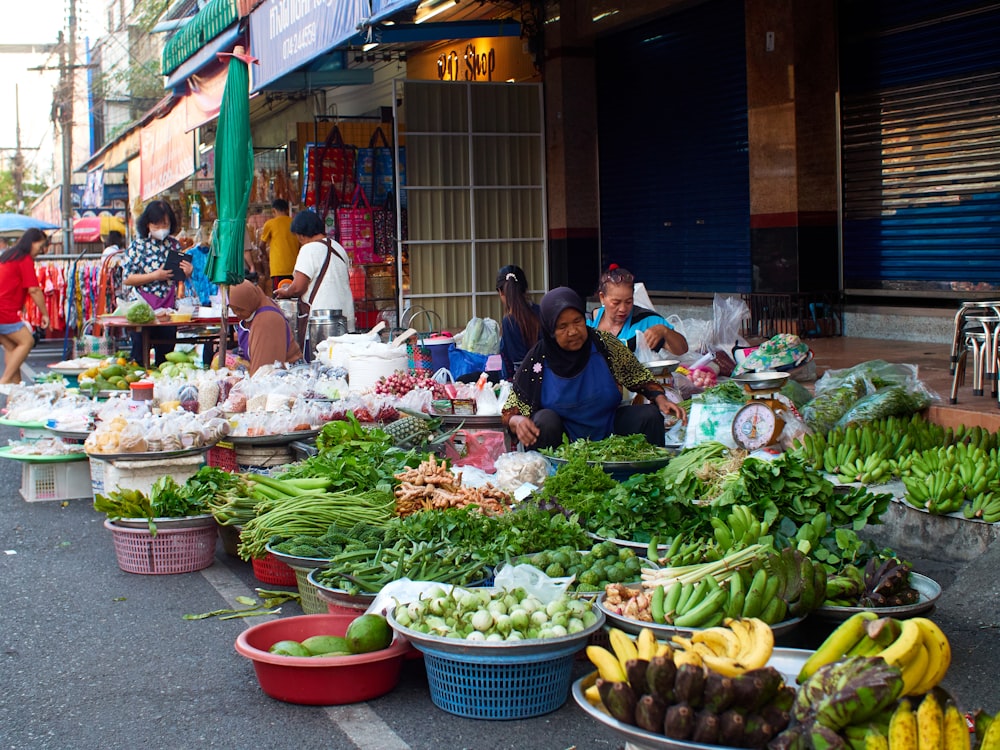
xmin=417 ymin=642 xmax=579 ymax=720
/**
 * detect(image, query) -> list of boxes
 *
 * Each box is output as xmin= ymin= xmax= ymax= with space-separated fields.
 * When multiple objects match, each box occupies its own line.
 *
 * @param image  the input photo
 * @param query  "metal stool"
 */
xmin=951 ymin=329 xmax=992 ymax=403
xmin=949 ymin=301 xmax=1000 ymax=375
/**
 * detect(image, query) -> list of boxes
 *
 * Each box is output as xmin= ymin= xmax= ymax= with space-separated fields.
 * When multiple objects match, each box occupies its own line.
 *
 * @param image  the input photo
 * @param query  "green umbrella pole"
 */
xmin=217 ymin=285 xmax=229 ymax=368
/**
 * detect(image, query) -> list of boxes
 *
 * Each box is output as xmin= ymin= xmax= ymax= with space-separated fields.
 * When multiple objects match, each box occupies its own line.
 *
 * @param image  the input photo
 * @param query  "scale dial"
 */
xmin=732 ymin=401 xmax=782 ymax=451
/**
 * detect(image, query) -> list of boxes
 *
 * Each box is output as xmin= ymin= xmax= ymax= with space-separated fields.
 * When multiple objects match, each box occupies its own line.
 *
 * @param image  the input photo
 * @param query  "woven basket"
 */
xmin=104 ymin=519 xmax=217 ymax=575
xmin=252 ymin=552 xmax=297 ymax=587
xmin=292 ymin=567 xmax=327 ymax=615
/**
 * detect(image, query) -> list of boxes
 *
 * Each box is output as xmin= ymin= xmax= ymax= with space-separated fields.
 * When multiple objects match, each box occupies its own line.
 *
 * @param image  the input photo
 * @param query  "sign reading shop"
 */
xmin=249 ymin=0 xmax=368 ymax=91
xmin=437 ymin=43 xmax=497 ymax=82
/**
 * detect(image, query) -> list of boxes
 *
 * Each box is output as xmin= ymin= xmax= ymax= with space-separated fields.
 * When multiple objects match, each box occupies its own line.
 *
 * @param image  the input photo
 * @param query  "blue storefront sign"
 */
xmin=249 ymin=0 xmax=369 ymax=91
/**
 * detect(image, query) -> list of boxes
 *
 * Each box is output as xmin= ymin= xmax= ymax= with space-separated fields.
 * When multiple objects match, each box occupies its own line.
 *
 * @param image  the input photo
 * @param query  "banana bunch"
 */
xmin=902 ymin=443 xmax=999 ymax=515
xmin=963 ymin=490 xmax=1000 ymax=523
xmin=882 ymin=692 xmax=981 ymax=750
xmin=797 ymin=613 xmax=952 ymax=697
xmin=774 ymin=656 xmax=905 ymax=750
xmin=709 ymin=505 xmax=771 ymax=552
xmin=824 ymin=564 xmax=867 ymax=607
xmin=668 ymin=617 xmax=774 ymax=677
xmin=586 ymin=625 xmax=795 ymax=747
xmin=760 ymin=547 xmax=828 ymax=620
xmin=650 ymin=534 xmax=717 ymax=567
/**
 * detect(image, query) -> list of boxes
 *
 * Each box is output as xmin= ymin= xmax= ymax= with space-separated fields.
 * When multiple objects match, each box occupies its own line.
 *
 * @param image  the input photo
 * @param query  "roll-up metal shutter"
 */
xmin=595 ymin=0 xmax=750 ymax=293
xmin=840 ymin=0 xmax=1000 ymax=293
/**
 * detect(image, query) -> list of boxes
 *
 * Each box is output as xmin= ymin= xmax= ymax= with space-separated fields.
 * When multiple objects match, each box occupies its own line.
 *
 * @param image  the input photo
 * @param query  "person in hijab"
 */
xmin=227 ymin=280 xmax=302 ymax=375
xmin=502 ymin=287 xmax=686 ymax=450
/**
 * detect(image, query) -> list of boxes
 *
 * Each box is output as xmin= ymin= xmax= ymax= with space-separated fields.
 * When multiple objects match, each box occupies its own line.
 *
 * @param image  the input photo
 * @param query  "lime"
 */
xmin=268 ymin=639 xmax=310 ymax=657
xmin=345 ymin=614 xmax=393 ymax=654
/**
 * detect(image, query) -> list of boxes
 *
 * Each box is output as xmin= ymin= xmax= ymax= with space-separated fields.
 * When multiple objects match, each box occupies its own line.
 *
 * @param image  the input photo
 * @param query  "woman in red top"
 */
xmin=0 ymin=229 xmax=49 ymax=383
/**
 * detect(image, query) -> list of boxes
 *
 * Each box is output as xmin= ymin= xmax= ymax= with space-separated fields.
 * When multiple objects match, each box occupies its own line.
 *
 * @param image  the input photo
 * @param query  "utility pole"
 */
xmin=62 ymin=0 xmax=77 ymax=258
xmin=13 ymin=85 xmax=25 ymax=212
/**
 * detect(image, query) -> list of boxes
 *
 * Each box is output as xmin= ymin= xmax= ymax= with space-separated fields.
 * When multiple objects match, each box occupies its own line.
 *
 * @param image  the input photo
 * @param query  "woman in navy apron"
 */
xmin=502 ymin=287 xmax=686 ymax=450
xmin=227 ymin=280 xmax=303 ymax=375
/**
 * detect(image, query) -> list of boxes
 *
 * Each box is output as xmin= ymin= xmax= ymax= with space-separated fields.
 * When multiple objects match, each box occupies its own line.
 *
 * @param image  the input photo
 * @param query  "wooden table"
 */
xmin=98 ymin=315 xmax=229 ymax=368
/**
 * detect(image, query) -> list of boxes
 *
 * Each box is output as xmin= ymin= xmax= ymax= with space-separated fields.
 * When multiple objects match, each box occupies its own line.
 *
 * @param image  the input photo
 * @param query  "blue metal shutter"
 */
xmin=595 ymin=0 xmax=750 ymax=293
xmin=840 ymin=0 xmax=1000 ymax=292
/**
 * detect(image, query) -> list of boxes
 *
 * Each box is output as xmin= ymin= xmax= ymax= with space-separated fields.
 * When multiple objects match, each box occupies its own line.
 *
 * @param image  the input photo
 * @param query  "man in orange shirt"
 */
xmin=259 ymin=199 xmax=299 ymax=292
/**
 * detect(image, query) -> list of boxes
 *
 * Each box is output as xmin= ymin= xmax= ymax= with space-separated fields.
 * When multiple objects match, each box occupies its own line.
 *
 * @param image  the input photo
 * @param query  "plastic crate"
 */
xmin=291 ymin=566 xmax=326 ymax=614
xmin=252 ymin=552 xmax=297 ymax=586
xmin=104 ymin=519 xmax=217 ymax=574
xmin=19 ymin=460 xmax=92 ymax=502
xmin=89 ymin=454 xmax=205 ymax=499
xmin=207 ymin=440 xmax=238 ymax=472
xmin=418 ymin=643 xmax=579 ymax=719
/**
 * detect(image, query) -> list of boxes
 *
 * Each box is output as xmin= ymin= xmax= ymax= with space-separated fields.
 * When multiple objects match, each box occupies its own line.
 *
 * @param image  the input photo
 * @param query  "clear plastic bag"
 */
xmin=493 ymin=563 xmax=574 ymax=604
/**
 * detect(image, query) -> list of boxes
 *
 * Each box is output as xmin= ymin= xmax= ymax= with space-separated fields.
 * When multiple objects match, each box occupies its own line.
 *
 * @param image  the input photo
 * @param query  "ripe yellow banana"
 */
xmin=655 ymin=642 xmax=674 ymax=659
xmin=583 ymin=683 xmax=602 ymax=707
xmin=916 ymin=692 xmax=944 ymax=750
xmin=875 ymin=618 xmax=924 ymax=670
xmin=698 ymin=652 xmax=745 ymax=677
xmin=586 ymin=645 xmax=627 ymax=682
xmin=725 ymin=618 xmax=755 ymax=660
xmin=798 ymin=610 xmax=879 ymax=683
xmin=608 ymin=628 xmax=639 ymax=673
xmin=910 ymin=618 xmax=952 ymax=695
xmin=899 ymin=643 xmax=930 ymax=696
xmin=740 ymin=617 xmax=775 ymax=669
xmin=867 ymin=734 xmax=890 ymax=750
xmin=691 ymin=626 xmax=739 ymax=658
xmin=942 ymin=702 xmax=970 ymax=750
xmin=636 ymin=627 xmax=658 ymax=661
xmin=673 ymin=648 xmax=703 ymax=669
xmin=979 ymin=707 xmax=1000 ymax=750
xmin=889 ymin=699 xmax=918 ymax=750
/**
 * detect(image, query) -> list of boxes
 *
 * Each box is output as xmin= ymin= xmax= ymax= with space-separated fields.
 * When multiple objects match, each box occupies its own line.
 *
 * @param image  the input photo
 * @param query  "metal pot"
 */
xmin=309 ymin=309 xmax=348 ymax=345
xmin=277 ymin=299 xmax=299 ymax=343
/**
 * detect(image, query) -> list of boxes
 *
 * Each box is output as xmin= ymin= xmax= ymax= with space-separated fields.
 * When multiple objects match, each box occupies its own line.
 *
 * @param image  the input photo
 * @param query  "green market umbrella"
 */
xmin=207 ymin=45 xmax=255 ymax=364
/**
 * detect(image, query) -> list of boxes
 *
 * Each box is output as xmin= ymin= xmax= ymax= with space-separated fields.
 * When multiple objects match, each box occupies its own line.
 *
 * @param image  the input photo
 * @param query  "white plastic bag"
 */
xmin=474 ymin=384 xmax=500 ymax=415
xmin=493 ymin=563 xmax=574 ymax=605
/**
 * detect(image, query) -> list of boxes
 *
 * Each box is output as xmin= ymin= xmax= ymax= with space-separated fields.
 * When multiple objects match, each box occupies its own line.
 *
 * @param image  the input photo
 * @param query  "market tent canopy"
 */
xmin=0 ymin=214 xmax=60 ymax=236
xmin=73 ymin=215 xmax=127 ymax=244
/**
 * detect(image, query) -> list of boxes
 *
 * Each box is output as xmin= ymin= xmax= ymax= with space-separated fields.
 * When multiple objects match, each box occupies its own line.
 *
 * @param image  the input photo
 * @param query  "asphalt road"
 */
xmin=2 ymin=345 xmax=999 ymax=749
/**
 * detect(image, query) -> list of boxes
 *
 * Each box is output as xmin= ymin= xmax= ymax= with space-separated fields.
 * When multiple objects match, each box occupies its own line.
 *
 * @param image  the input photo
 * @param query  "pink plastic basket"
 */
xmin=252 ymin=552 xmax=298 ymax=587
xmin=104 ymin=519 xmax=217 ymax=575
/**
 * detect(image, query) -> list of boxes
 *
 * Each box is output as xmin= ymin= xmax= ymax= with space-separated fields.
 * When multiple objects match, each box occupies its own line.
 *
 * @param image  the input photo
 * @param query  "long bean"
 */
xmin=237 ymin=490 xmax=395 ymax=560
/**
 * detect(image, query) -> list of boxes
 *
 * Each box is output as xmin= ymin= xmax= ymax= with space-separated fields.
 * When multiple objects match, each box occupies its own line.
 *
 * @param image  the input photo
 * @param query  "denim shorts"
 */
xmin=0 ymin=322 xmax=28 ymax=335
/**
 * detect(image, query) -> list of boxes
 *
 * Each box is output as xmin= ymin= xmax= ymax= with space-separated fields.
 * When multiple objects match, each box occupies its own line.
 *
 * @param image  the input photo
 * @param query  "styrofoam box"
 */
xmin=20 ymin=460 xmax=93 ymax=502
xmin=89 ymin=454 xmax=205 ymax=498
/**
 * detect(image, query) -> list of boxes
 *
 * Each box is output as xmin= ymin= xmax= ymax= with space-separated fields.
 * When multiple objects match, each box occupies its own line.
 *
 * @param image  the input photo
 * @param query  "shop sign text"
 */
xmin=437 ymin=44 xmax=497 ymax=82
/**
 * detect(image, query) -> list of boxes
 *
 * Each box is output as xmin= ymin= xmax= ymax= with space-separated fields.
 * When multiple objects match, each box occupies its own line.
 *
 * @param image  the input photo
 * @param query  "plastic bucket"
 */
xmin=423 ymin=337 xmax=454 ymax=373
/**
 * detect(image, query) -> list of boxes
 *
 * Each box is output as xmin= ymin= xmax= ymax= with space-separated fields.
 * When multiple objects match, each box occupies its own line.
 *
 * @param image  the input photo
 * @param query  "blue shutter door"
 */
xmin=595 ymin=0 xmax=750 ymax=293
xmin=840 ymin=0 xmax=1000 ymax=292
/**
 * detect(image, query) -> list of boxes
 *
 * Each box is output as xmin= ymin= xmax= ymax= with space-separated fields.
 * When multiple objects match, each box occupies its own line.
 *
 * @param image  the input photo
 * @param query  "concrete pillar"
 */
xmin=745 ymin=0 xmax=839 ymax=293
xmin=543 ymin=1 xmax=601 ymax=298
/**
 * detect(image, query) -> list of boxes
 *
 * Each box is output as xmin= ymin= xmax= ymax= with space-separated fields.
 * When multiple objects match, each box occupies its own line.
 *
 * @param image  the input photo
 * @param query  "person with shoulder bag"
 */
xmin=274 ymin=211 xmax=354 ymax=358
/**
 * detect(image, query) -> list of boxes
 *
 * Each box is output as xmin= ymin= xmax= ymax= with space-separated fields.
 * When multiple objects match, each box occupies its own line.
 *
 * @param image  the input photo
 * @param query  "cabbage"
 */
xmin=126 ymin=300 xmax=155 ymax=324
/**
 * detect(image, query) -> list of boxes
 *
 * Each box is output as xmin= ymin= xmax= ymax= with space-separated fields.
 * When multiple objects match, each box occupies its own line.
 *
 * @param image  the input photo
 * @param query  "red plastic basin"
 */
xmin=235 ymin=613 xmax=411 ymax=705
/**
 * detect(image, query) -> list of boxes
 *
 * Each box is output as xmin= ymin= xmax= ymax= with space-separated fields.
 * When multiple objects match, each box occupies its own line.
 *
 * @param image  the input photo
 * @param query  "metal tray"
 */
xmin=226 ymin=429 xmax=321 ymax=446
xmin=813 ymin=572 xmax=941 ymax=621
xmin=595 ymin=591 xmax=804 ymax=638
xmin=386 ymin=600 xmax=606 ymax=657
xmin=645 ymin=359 xmax=680 ymax=376
xmin=546 ymin=453 xmax=673 ymax=480
xmin=86 ymin=444 xmax=212 ymax=462
xmin=0 ymin=446 xmax=88 ymax=463
xmin=47 ymin=364 xmax=91 ymax=376
xmin=571 ymin=648 xmax=814 ymax=750
xmin=264 ymin=542 xmax=334 ymax=570
xmin=730 ymin=371 xmax=791 ymax=391
xmin=112 ymin=514 xmax=216 ymax=530
xmin=307 ymin=570 xmax=378 ymax=603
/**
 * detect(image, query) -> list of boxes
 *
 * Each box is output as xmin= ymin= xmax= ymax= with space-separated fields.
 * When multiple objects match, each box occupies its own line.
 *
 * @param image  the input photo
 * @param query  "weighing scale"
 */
xmin=730 ymin=371 xmax=791 ymax=450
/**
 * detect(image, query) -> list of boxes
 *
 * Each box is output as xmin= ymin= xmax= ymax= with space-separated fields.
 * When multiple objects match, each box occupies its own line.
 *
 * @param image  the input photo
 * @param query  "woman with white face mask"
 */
xmin=122 ymin=199 xmax=193 ymax=365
